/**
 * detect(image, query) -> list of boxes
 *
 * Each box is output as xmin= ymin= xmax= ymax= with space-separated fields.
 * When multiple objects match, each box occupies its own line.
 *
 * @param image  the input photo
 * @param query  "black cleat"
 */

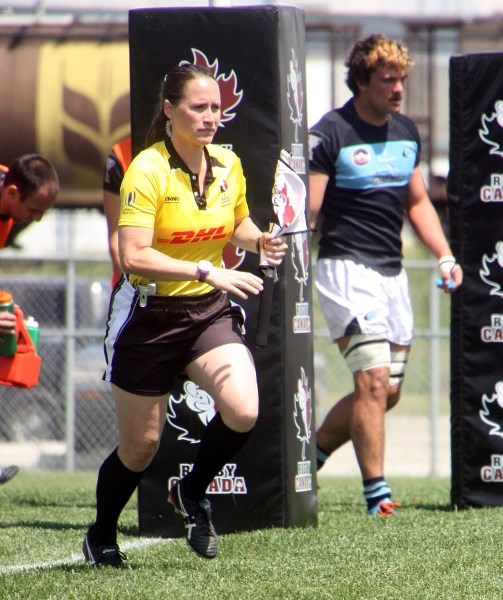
xmin=82 ymin=529 xmax=126 ymax=568
xmin=0 ymin=465 xmax=19 ymax=484
xmin=168 ymin=480 xmax=218 ymax=559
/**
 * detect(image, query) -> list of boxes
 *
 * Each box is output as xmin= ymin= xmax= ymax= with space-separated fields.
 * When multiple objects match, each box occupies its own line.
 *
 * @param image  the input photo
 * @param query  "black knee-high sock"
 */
xmin=90 ymin=448 xmax=143 ymax=545
xmin=182 ymin=412 xmax=253 ymax=501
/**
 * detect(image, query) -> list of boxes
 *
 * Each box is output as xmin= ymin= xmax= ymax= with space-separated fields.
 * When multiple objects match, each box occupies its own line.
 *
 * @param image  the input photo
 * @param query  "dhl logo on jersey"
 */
xmin=157 ymin=226 xmax=231 ymax=244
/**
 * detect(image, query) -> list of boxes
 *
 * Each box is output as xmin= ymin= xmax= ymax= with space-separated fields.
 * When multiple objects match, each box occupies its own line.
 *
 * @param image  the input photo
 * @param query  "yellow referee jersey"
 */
xmin=119 ymin=140 xmax=250 ymax=296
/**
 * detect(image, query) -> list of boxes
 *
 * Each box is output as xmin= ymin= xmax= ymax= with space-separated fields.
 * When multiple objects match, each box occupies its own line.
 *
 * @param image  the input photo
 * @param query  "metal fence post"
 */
xmin=64 ymin=213 xmax=77 ymax=472
xmin=429 ymin=266 xmax=442 ymax=476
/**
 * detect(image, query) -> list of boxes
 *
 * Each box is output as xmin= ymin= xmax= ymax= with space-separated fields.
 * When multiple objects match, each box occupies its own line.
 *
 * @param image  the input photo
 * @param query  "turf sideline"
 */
xmin=0 ymin=537 xmax=171 ymax=574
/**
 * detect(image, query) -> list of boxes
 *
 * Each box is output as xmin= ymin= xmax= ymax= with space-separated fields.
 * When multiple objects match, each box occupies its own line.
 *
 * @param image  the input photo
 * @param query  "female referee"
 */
xmin=82 ymin=63 xmax=287 ymax=566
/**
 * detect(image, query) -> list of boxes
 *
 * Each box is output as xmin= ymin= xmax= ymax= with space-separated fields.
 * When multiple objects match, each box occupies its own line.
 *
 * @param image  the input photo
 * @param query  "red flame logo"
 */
xmin=222 ymin=243 xmax=245 ymax=270
xmin=181 ymin=49 xmax=243 ymax=126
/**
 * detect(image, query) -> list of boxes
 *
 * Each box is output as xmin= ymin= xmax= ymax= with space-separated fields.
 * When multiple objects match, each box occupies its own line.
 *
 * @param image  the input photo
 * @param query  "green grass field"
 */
xmin=1 ymin=472 xmax=502 ymax=600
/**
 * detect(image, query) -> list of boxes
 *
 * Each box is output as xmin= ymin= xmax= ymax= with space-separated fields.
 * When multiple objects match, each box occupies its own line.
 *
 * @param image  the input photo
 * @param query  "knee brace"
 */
xmin=342 ymin=334 xmax=390 ymax=374
xmin=389 ymin=348 xmax=409 ymax=386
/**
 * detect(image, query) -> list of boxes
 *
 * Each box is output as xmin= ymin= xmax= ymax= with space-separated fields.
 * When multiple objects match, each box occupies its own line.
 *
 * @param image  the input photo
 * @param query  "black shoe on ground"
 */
xmin=0 ymin=465 xmax=19 ymax=484
xmin=168 ymin=480 xmax=218 ymax=559
xmin=82 ymin=528 xmax=126 ymax=568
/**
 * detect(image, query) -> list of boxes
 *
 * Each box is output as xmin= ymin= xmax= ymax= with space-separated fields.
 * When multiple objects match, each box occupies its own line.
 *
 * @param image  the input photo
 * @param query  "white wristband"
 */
xmin=438 ymin=255 xmax=456 ymax=274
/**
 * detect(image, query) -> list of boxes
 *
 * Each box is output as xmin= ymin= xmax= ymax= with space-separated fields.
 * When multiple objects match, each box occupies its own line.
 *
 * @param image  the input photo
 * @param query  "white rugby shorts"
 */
xmin=315 ymin=258 xmax=414 ymax=345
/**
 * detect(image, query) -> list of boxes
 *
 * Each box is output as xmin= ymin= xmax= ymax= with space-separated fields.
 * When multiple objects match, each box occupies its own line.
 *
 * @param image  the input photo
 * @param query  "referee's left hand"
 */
xmin=258 ymin=233 xmax=288 ymax=267
xmin=205 ymin=267 xmax=264 ymax=300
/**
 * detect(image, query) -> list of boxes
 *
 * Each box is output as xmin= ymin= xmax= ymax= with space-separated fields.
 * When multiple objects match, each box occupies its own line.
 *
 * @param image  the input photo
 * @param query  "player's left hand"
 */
xmin=437 ymin=256 xmax=463 ymax=293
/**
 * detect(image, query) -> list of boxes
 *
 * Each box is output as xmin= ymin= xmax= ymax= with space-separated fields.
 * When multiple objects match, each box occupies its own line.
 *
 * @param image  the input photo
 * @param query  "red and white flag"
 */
xmin=260 ymin=149 xmax=307 ymax=269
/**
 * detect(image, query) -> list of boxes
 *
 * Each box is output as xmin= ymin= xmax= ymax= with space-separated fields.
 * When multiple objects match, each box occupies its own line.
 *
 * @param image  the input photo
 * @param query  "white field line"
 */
xmin=0 ymin=537 xmax=172 ymax=575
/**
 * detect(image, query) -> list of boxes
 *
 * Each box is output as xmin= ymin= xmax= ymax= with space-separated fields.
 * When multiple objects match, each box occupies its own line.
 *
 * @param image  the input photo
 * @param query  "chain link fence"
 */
xmin=0 ymin=210 xmax=117 ymax=479
xmin=0 ymin=270 xmax=117 ymax=472
xmin=0 ymin=210 xmax=452 ymax=485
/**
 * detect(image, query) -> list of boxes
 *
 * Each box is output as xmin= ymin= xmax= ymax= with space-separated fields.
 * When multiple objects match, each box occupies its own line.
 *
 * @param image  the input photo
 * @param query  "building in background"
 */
xmin=0 ymin=0 xmax=502 ymax=211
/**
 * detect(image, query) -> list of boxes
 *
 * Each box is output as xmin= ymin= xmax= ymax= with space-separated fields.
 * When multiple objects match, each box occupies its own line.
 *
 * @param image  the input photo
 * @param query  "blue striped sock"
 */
xmin=363 ymin=477 xmax=392 ymax=512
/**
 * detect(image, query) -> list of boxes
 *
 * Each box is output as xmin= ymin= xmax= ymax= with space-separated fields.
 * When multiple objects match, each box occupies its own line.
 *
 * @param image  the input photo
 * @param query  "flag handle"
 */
xmin=255 ymin=266 xmax=276 ymax=347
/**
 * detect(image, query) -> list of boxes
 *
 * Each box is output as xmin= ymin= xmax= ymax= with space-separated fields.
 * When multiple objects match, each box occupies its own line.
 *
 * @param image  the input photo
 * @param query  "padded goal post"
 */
xmin=449 ymin=52 xmax=503 ymax=508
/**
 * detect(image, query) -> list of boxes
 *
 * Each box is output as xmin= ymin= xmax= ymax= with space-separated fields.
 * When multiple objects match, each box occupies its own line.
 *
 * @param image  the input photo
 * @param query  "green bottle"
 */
xmin=24 ymin=316 xmax=40 ymax=351
xmin=0 ymin=290 xmax=17 ymax=357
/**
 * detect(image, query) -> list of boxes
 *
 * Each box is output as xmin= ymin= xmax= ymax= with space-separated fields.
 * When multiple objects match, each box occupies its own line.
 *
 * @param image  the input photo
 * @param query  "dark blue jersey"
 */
xmin=309 ymin=99 xmax=421 ymax=275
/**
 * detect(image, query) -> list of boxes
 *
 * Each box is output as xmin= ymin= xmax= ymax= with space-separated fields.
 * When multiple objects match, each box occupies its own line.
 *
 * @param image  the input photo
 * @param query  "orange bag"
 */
xmin=0 ymin=306 xmax=41 ymax=388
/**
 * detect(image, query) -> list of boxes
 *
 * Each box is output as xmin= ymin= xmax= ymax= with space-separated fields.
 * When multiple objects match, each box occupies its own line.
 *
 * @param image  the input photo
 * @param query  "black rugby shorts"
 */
xmin=104 ymin=286 xmax=246 ymax=396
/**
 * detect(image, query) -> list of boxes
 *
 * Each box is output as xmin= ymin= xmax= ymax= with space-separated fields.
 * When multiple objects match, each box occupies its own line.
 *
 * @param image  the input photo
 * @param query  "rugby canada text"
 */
xmin=481 ymin=455 xmax=503 ymax=482
xmin=480 ymin=174 xmax=503 ymax=202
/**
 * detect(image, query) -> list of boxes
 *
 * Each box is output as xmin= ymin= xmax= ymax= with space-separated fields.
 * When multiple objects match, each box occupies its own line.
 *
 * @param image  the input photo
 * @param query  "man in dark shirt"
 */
xmin=309 ymin=34 xmax=462 ymax=515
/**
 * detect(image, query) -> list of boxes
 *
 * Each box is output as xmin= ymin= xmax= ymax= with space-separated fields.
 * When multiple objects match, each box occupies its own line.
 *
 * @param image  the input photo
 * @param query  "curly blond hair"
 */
xmin=345 ymin=34 xmax=414 ymax=96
